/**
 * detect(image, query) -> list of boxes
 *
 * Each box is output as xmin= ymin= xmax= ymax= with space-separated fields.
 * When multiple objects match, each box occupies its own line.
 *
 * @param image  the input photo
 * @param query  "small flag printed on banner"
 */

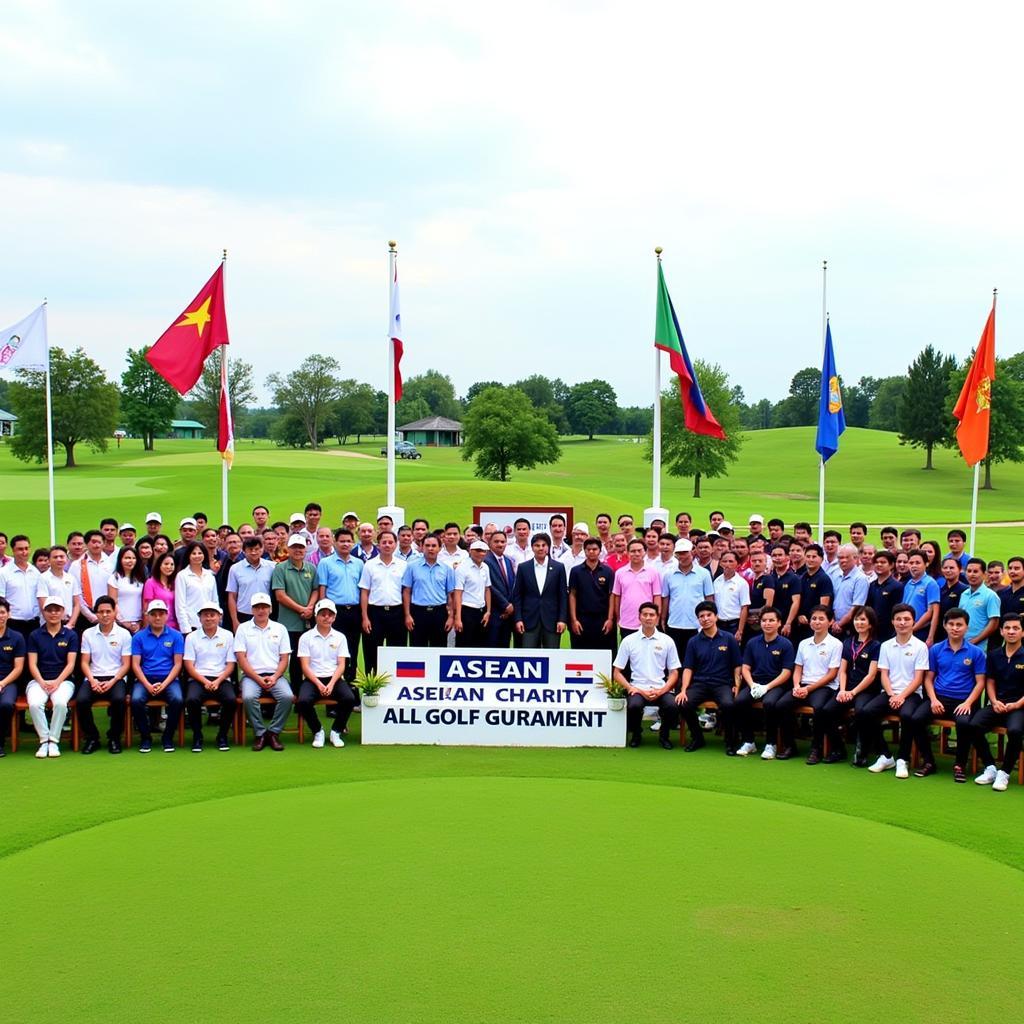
xmin=396 ymin=661 xmax=426 ymax=678
xmin=565 ymin=662 xmax=594 ymax=684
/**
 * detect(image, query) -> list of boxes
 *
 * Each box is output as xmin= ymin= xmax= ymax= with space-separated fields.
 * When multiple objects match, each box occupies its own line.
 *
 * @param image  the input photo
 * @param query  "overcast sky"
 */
xmin=2 ymin=1 xmax=1020 ymax=407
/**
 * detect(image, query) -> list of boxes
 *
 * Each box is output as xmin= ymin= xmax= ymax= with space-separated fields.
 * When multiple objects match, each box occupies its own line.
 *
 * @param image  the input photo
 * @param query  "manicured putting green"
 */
xmin=6 ymin=776 xmax=1021 ymax=1023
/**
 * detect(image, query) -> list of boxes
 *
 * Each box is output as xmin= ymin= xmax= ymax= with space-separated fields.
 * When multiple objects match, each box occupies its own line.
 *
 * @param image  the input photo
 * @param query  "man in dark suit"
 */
xmin=513 ymin=533 xmax=568 ymax=649
xmin=485 ymin=531 xmax=517 ymax=649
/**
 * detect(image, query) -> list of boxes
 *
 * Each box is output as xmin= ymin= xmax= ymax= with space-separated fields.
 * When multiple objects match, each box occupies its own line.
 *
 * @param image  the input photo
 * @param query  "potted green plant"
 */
xmin=356 ymin=669 xmax=391 ymax=708
xmin=596 ymin=671 xmax=627 ymax=711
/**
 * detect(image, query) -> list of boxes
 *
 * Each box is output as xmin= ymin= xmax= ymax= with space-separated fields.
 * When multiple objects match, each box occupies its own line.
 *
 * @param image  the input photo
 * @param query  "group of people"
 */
xmin=1 ymin=505 xmax=1022 ymax=792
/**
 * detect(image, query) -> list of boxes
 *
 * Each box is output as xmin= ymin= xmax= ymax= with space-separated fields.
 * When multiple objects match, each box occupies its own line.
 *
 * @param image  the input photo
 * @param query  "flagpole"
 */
xmin=968 ymin=286 xmax=997 ymax=554
xmin=817 ymin=259 xmax=827 ymax=541
xmin=386 ymin=241 xmax=397 ymax=509
xmin=42 ymin=300 xmax=56 ymax=544
xmin=652 ymin=247 xmax=663 ymax=512
xmin=220 ymin=250 xmax=229 ymax=526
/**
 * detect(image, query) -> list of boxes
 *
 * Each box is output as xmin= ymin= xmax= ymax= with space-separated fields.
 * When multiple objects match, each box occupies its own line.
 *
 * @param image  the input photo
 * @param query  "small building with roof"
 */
xmin=397 ymin=415 xmax=463 ymax=447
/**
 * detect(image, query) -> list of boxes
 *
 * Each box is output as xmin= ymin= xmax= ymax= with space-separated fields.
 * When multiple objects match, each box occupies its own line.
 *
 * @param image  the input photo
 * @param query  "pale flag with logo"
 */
xmin=0 ymin=304 xmax=48 ymax=372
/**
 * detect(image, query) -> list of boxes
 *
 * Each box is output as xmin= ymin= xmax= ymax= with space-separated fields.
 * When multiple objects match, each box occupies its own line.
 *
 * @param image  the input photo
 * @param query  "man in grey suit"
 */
xmin=513 ymin=533 xmax=568 ymax=649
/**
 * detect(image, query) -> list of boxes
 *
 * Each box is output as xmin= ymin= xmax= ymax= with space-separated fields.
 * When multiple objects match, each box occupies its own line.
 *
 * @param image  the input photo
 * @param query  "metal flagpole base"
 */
xmin=377 ymin=504 xmax=405 ymax=526
xmin=643 ymin=506 xmax=670 ymax=528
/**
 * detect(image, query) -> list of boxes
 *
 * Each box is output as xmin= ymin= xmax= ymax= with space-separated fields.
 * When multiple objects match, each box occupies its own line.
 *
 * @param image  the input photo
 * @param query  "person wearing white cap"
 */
xmin=26 ymin=597 xmax=79 ymax=757
xmin=454 ymin=541 xmax=492 ymax=647
xmin=559 ymin=524 xmax=589 ymax=571
xmin=76 ymin=595 xmax=132 ymax=754
xmin=271 ymin=535 xmax=318 ymax=691
xmin=145 ymin=513 xmax=164 ymax=540
xmin=234 ymin=593 xmax=292 ymax=751
xmin=358 ymin=530 xmax=408 ymax=672
xmin=118 ymin=523 xmax=137 ymax=548
xmin=130 ymin=600 xmax=185 ymax=753
xmin=747 ymin=514 xmax=766 ymax=545
xmin=173 ymin=518 xmax=200 ymax=567
xmin=661 ymin=538 xmax=714 ymax=664
xmin=183 ymin=602 xmax=237 ymax=752
xmin=296 ymin=599 xmax=354 ymax=748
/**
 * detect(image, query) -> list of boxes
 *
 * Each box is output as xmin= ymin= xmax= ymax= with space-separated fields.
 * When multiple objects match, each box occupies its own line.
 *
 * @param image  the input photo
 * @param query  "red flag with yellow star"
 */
xmin=952 ymin=305 xmax=995 ymax=467
xmin=146 ymin=264 xmax=229 ymax=394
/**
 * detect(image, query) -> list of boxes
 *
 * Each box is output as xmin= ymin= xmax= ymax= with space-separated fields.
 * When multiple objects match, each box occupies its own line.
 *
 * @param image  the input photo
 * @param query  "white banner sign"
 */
xmin=472 ymin=505 xmax=573 ymax=538
xmin=365 ymin=647 xmax=622 ymax=747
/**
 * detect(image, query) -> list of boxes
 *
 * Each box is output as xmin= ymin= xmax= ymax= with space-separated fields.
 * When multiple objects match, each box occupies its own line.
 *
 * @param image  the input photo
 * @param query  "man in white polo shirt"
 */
xmin=76 ymin=594 xmax=132 ymax=754
xmin=234 ymin=592 xmax=292 ymax=751
xmin=296 ymin=599 xmax=354 ymax=748
xmin=183 ymin=601 xmax=238 ymax=752
xmin=454 ymin=541 xmax=492 ymax=648
xmin=358 ymin=530 xmax=408 ymax=673
xmin=613 ymin=602 xmax=681 ymax=749
xmin=712 ymin=551 xmax=750 ymax=642
xmin=873 ymin=603 xmax=930 ymax=777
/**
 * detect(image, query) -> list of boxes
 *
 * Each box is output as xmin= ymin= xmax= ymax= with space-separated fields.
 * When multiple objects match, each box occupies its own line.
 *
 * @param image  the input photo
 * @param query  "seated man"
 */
xmin=612 ymin=601 xmax=680 ymax=750
xmin=911 ymin=607 xmax=986 ymax=781
xmin=296 ymin=598 xmax=356 ymax=749
xmin=235 ymin=592 xmax=292 ymax=751
xmin=77 ymin=595 xmax=132 ymax=754
xmin=676 ymin=602 xmax=742 ymax=754
xmin=773 ymin=604 xmax=844 ymax=764
xmin=130 ymin=599 xmax=185 ymax=753
xmin=26 ymin=596 xmax=79 ymax=758
xmin=183 ymin=601 xmax=238 ymax=752
xmin=971 ymin=613 xmax=1024 ymax=792
xmin=737 ymin=606 xmax=794 ymax=760
xmin=0 ymin=597 xmax=27 ymax=758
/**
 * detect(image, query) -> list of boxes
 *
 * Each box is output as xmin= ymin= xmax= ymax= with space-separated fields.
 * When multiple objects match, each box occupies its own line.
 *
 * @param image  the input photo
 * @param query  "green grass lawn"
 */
xmin=2 ymin=427 xmax=1022 ymax=558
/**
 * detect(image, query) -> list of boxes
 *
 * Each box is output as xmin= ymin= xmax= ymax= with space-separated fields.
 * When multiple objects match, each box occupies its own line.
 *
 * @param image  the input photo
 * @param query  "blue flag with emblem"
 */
xmin=815 ymin=320 xmax=845 ymax=462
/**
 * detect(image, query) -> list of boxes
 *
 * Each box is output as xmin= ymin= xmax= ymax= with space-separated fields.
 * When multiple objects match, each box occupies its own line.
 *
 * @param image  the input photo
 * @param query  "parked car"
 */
xmin=380 ymin=440 xmax=422 ymax=459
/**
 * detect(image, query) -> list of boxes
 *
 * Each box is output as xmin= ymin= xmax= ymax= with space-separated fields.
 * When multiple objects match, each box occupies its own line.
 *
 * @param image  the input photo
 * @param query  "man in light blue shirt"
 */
xmin=958 ymin=557 xmax=1001 ymax=647
xmin=831 ymin=544 xmax=869 ymax=636
xmin=661 ymin=539 xmax=714 ymax=664
xmin=402 ymin=535 xmax=456 ymax=646
xmin=226 ymin=537 xmax=275 ymax=629
xmin=315 ymin=528 xmax=364 ymax=681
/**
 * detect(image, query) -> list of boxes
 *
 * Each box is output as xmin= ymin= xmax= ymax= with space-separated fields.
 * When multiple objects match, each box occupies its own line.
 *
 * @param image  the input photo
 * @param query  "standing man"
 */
xmin=484 ymin=531 xmax=517 ymax=649
xmin=182 ymin=602 xmax=238 ymax=752
xmin=958 ymin=557 xmax=1001 ymax=648
xmin=226 ymin=537 xmax=274 ymax=630
xmin=129 ymin=600 xmax=185 ymax=753
xmin=316 ymin=527 xmax=364 ymax=683
xmin=76 ymin=595 xmax=131 ymax=754
xmin=453 ymin=541 xmax=491 ymax=647
xmin=271 ymin=535 xmax=318 ymax=692
xmin=1000 ymin=557 xmax=1024 ymax=617
xmin=403 ymin=536 xmax=456 ymax=647
xmin=26 ymin=596 xmax=79 ymax=758
xmin=676 ymin=602 xmax=742 ymax=754
xmin=1 ymin=534 xmax=41 ymax=640
xmin=611 ymin=539 xmax=662 ymax=643
xmin=235 ymin=593 xmax=292 ymax=751
xmin=867 ymin=551 xmax=904 ymax=641
xmin=603 ymin=534 xmax=629 ymax=573
xmin=613 ymin=602 xmax=680 ymax=749
xmin=712 ymin=551 xmax=749 ymax=642
xmin=145 ymin=513 xmax=164 ymax=541
xmin=764 ymin=544 xmax=802 ymax=640
xmin=215 ymin=532 xmax=244 ymax=610
xmin=831 ymin=544 xmax=869 ymax=638
xmin=506 ymin=518 xmax=533 ymax=566
xmin=437 ymin=523 xmax=466 ymax=571
xmin=595 ymin=514 xmax=614 ymax=556
xmin=359 ymin=530 xmax=408 ymax=671
xmin=795 ymin=543 xmax=834 ymax=641
xmin=309 ymin=527 xmax=335 ymax=567
xmin=568 ymin=539 xmax=615 ymax=651
xmin=548 ymin=514 xmax=570 ymax=561
xmin=661 ymin=539 xmax=715 ymax=665
xmin=354 ymin=522 xmax=380 ymax=563
xmin=513 ymin=532 xmax=567 ymax=650
xmin=559 ymin=523 xmax=589 ymax=572
xmin=903 ymin=549 xmax=940 ymax=644
xmin=296 ymin=599 xmax=355 ymax=749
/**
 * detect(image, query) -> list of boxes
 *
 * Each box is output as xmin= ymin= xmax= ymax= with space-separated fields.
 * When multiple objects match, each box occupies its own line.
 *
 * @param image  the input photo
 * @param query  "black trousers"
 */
xmin=906 ymin=694 xmax=973 ymax=767
xmin=75 ymin=677 xmax=127 ymax=742
xmin=364 ymin=605 xmax=407 ymax=671
xmin=665 ymin=627 xmax=697 ymax=668
xmin=570 ymin=617 xmax=614 ymax=652
xmin=971 ymin=706 xmax=1024 ymax=774
xmin=851 ymin=687 xmax=892 ymax=757
xmin=772 ymin=686 xmax=841 ymax=750
xmin=679 ymin=680 xmax=735 ymax=744
xmin=0 ymin=683 xmax=21 ymax=745
xmin=456 ymin=606 xmax=487 ymax=648
xmin=894 ymin=692 xmax=928 ymax=761
xmin=333 ymin=605 xmax=362 ymax=682
xmin=486 ymin=610 xmax=515 ymax=649
xmin=185 ymin=678 xmax=238 ymax=736
xmin=411 ymin=605 xmax=448 ymax=647
xmin=8 ymin=619 xmax=37 ymax=645
xmin=296 ymin=677 xmax=358 ymax=734
xmin=627 ymin=692 xmax=677 ymax=737
xmin=732 ymin=687 xmax=758 ymax=743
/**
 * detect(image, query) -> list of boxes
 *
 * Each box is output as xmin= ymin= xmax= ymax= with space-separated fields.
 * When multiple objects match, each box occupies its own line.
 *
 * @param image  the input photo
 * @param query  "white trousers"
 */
xmin=26 ymin=680 xmax=74 ymax=742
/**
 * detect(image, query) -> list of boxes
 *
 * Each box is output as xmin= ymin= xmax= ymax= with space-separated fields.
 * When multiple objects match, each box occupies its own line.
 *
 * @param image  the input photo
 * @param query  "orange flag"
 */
xmin=952 ymin=306 xmax=996 ymax=466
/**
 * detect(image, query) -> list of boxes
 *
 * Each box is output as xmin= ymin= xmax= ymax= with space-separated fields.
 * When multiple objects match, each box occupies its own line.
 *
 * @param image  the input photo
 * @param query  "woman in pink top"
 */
xmin=143 ymin=553 xmax=179 ymax=629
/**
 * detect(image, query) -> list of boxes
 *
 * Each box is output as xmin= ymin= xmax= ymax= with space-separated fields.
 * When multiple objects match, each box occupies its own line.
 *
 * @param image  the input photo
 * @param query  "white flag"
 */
xmin=0 ymin=304 xmax=48 ymax=372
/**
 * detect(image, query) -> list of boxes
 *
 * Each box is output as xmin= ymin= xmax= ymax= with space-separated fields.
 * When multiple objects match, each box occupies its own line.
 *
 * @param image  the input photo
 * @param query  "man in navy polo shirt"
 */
xmin=26 ymin=596 xmax=79 ymax=758
xmin=795 ymin=544 xmax=833 ymax=642
xmin=867 ymin=551 xmax=904 ymax=641
xmin=999 ymin=557 xmax=1024 ymax=617
xmin=910 ymin=607 xmax=986 ymax=781
xmin=130 ymin=600 xmax=185 ymax=753
xmin=568 ymin=539 xmax=615 ymax=651
xmin=971 ymin=613 xmax=1024 ymax=791
xmin=737 ymin=606 xmax=794 ymax=759
xmin=0 ymin=597 xmax=26 ymax=757
xmin=676 ymin=601 xmax=742 ymax=754
xmin=764 ymin=544 xmax=801 ymax=639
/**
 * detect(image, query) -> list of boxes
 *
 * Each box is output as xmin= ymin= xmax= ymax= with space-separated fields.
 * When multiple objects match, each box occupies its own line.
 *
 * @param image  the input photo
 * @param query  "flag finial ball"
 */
xmin=654 ymin=246 xmax=663 ymax=255
xmin=388 ymin=240 xmax=398 ymax=250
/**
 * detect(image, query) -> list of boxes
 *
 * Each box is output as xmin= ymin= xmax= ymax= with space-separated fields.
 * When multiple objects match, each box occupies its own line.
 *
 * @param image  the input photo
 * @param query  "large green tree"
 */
xmin=331 ymin=380 xmax=379 ymax=443
xmin=946 ymin=355 xmax=1024 ymax=489
xmin=513 ymin=374 xmax=569 ymax=433
xmin=867 ymin=376 xmax=907 ymax=432
xmin=120 ymin=346 xmax=179 ymax=450
xmin=188 ymin=351 xmax=256 ymax=441
xmin=462 ymin=386 xmax=561 ymax=481
xmin=8 ymin=347 xmax=120 ymax=467
xmin=898 ymin=345 xmax=956 ymax=469
xmin=267 ymin=354 xmax=345 ymax=450
xmin=772 ymin=367 xmax=820 ymax=426
xmin=646 ymin=361 xmax=743 ymax=498
xmin=401 ymin=370 xmax=462 ymax=419
xmin=566 ymin=379 xmax=618 ymax=439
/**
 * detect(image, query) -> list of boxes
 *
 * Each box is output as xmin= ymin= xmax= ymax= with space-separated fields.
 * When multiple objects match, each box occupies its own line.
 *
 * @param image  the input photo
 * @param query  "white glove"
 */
xmin=749 ymin=683 xmax=767 ymax=700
